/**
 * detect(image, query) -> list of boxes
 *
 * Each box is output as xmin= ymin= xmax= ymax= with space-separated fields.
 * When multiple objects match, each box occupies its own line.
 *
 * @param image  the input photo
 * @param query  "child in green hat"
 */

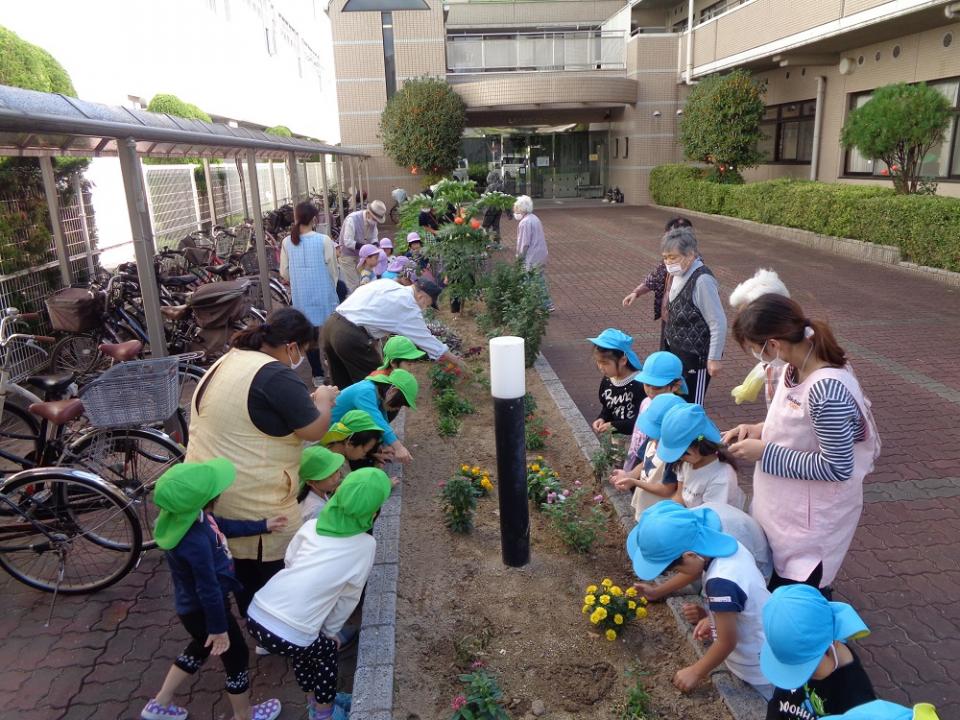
xmin=299 ymin=445 xmax=347 ymax=521
xmin=330 ymin=370 xmax=418 ymax=464
xmin=367 ymin=335 xmax=427 ymax=379
xmin=142 ymin=459 xmax=287 ymax=720
xmin=321 ymin=409 xmax=387 ymax=468
xmin=247 ymin=468 xmax=393 ymax=720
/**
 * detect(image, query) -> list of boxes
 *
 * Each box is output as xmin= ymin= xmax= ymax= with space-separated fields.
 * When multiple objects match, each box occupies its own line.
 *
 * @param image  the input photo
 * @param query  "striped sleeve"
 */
xmin=760 ymin=378 xmax=864 ymax=482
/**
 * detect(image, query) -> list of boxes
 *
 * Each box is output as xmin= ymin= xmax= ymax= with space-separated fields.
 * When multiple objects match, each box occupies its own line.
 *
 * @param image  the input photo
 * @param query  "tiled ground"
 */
xmin=520 ymin=205 xmax=960 ymax=716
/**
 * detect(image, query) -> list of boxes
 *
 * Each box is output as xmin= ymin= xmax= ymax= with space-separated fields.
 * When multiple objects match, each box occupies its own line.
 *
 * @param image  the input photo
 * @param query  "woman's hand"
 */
xmin=622 ymin=291 xmax=638 ymax=307
xmin=391 ymin=441 xmax=413 ymax=464
xmin=312 ymin=385 xmax=340 ymax=407
xmin=728 ymin=439 xmax=767 ymax=463
xmin=205 ymin=632 xmax=230 ymax=656
xmin=721 ymin=422 xmax=763 ymax=445
xmin=707 ymin=360 xmax=722 ymax=377
xmin=266 ymin=516 xmax=288 ymax=533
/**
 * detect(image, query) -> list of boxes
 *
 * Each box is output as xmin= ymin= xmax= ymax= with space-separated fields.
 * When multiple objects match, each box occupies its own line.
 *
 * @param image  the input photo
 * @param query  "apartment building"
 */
xmin=329 ymin=0 xmax=960 ymax=204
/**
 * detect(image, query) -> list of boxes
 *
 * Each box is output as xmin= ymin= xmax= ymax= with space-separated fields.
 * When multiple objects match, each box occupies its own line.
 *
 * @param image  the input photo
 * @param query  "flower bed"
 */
xmin=392 ymin=305 xmax=732 ymax=719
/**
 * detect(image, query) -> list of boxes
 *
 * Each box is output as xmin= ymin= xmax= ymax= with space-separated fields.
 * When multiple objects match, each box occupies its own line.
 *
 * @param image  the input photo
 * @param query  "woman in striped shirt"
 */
xmin=723 ymin=295 xmax=880 ymax=600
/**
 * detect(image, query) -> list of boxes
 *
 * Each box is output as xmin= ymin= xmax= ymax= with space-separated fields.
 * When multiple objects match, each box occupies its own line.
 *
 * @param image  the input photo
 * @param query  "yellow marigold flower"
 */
xmin=614 ymin=614 xmax=624 ymax=625
xmin=625 ymin=587 xmax=638 ymax=598
xmin=610 ymin=586 xmax=623 ymax=596
xmin=601 ymin=578 xmax=613 ymax=588
xmin=480 ymin=478 xmax=493 ymax=491
xmin=636 ymin=607 xmax=648 ymax=619
xmin=584 ymin=595 xmax=596 ymax=605
xmin=599 ymin=595 xmax=611 ymax=605
xmin=472 ymin=466 xmax=481 ymax=475
xmin=582 ymin=605 xmax=591 ymax=614
xmin=590 ymin=611 xmax=601 ymax=625
xmin=586 ymin=584 xmax=598 ymax=594
xmin=537 ymin=455 xmax=544 ymax=461
xmin=596 ymin=607 xmax=608 ymax=620
xmin=531 ymin=464 xmax=541 ymax=472
xmin=605 ymin=629 xmax=617 ymax=641
xmin=461 ymin=464 xmax=470 ymax=472
xmin=640 ymin=597 xmax=649 ymax=606
xmin=628 ymin=600 xmax=637 ymax=610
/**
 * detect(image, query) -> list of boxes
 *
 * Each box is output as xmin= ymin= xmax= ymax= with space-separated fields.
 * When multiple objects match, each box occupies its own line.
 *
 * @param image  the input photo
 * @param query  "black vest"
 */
xmin=665 ymin=265 xmax=713 ymax=360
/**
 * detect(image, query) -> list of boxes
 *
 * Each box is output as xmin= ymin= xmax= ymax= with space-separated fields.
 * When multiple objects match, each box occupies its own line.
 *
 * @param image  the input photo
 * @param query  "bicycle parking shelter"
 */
xmin=0 ymin=84 xmax=368 ymax=356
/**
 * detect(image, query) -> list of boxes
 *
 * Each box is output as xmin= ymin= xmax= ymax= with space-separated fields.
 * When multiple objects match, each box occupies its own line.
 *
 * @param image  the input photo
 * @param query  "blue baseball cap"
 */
xmin=626 ymin=500 xmax=738 ymax=580
xmin=656 ymin=404 xmax=722 ymax=463
xmin=588 ymin=328 xmax=642 ymax=371
xmin=761 ymin=585 xmax=871 ymax=690
xmin=637 ymin=351 xmax=688 ymax=395
xmin=822 ymin=701 xmax=927 ymax=720
xmin=635 ymin=393 xmax=686 ymax=441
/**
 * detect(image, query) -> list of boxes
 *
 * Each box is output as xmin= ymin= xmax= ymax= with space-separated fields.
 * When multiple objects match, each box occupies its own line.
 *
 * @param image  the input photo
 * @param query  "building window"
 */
xmin=381 ymin=11 xmax=397 ymax=100
xmin=672 ymin=18 xmax=689 ymax=32
xmin=343 ymin=0 xmax=427 ymax=10
xmin=758 ymin=100 xmax=816 ymax=164
xmin=624 ymin=137 xmax=629 ymax=159
xmin=698 ymin=0 xmax=749 ymax=23
xmin=844 ymin=79 xmax=959 ymax=179
xmin=614 ymin=138 xmax=619 ymax=159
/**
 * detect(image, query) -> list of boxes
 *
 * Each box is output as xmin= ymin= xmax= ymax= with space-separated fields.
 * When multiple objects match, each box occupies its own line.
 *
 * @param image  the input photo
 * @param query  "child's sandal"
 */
xmin=249 ymin=698 xmax=281 ymax=720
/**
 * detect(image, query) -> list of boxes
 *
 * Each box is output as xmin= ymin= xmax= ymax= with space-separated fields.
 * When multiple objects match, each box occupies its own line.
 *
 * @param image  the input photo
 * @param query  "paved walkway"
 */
xmin=522 ymin=205 xmax=960 ymax=716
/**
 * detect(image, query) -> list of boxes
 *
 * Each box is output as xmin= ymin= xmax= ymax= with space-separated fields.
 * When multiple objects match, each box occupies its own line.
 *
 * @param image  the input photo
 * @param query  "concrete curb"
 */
xmin=350 ymin=410 xmax=405 ymax=720
xmin=533 ymin=353 xmax=767 ymax=720
xmin=652 ymin=204 xmax=960 ymax=288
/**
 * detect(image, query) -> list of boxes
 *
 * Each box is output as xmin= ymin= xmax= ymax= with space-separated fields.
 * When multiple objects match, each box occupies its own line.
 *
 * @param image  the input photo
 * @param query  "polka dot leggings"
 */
xmin=247 ymin=618 xmax=338 ymax=704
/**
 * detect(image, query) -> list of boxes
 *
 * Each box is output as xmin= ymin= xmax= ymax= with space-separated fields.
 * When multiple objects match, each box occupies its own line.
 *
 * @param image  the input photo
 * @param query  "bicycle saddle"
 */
xmin=161 ymin=305 xmax=190 ymax=321
xmin=25 ymin=372 xmax=75 ymax=397
xmin=204 ymin=265 xmax=239 ymax=278
xmin=160 ymin=274 xmax=198 ymax=287
xmin=29 ymin=399 xmax=84 ymax=425
xmin=99 ymin=340 xmax=142 ymax=362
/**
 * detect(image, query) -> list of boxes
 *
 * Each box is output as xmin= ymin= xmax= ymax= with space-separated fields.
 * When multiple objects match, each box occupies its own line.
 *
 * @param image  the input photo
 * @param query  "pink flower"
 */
xmin=574 ymin=480 xmax=582 ymax=487
xmin=452 ymin=695 xmax=467 ymax=710
xmin=439 ymin=481 xmax=446 ymax=489
xmin=470 ymin=660 xmax=485 ymax=669
xmin=562 ymin=489 xmax=570 ymax=497
xmin=593 ymin=494 xmax=604 ymax=503
xmin=546 ymin=491 xmax=557 ymax=503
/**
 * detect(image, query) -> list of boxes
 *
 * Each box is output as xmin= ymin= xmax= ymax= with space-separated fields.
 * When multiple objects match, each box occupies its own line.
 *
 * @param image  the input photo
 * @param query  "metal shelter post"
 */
xmin=287 ymin=151 xmax=301 ymax=204
xmin=319 ymin=154 xmax=331 ymax=235
xmin=236 ymin=157 xmax=250 ymax=219
xmin=355 ymin=157 xmax=364 ymax=207
xmin=336 ymin=156 xmax=346 ymax=220
xmin=363 ymin=160 xmax=372 ymax=201
xmin=39 ymin=156 xmax=72 ymax=287
xmin=347 ymin=157 xmax=356 ymax=209
xmin=202 ymin=159 xmax=218 ymax=227
xmin=246 ymin=150 xmax=273 ymax=313
xmin=117 ymin=138 xmax=167 ymax=356
xmin=268 ymin=159 xmax=279 ymax=209
xmin=72 ymin=173 xmax=96 ymax=278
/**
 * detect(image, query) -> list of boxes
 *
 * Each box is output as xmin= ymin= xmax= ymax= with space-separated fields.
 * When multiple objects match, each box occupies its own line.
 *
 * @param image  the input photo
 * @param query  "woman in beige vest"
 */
xmin=187 ymin=308 xmax=339 ymax=614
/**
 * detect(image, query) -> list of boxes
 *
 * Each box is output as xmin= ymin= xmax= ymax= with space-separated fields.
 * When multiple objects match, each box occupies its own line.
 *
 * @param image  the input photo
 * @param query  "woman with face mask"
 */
xmin=723 ymin=295 xmax=881 ymax=600
xmin=660 ymin=226 xmax=726 ymax=404
xmin=185 ymin=307 xmax=341 ymax=614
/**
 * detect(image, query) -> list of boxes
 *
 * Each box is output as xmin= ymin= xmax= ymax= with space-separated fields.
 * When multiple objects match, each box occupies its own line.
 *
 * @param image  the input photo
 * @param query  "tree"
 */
xmin=265 ymin=125 xmax=293 ymax=137
xmin=841 ymin=82 xmax=952 ymax=194
xmin=379 ymin=77 xmax=466 ymax=179
xmin=0 ymin=26 xmax=76 ymax=96
xmin=679 ymin=69 xmax=766 ymax=183
xmin=146 ymin=94 xmax=212 ymax=122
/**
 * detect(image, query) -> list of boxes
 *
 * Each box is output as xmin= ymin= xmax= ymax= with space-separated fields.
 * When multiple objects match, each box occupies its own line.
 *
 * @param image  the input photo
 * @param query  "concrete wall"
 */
xmin=446 ymin=0 xmax=625 ymax=29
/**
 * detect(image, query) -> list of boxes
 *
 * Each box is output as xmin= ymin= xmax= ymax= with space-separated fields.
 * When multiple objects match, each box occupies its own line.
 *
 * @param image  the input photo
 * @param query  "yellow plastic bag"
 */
xmin=731 ymin=363 xmax=766 ymax=405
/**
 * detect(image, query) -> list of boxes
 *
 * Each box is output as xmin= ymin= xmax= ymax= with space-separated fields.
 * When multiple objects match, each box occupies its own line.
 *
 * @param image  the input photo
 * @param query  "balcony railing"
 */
xmin=446 ymin=30 xmax=625 ymax=74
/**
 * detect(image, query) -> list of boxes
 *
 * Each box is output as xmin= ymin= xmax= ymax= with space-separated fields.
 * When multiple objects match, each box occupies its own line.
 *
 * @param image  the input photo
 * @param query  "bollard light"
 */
xmin=489 ymin=336 xmax=530 ymax=567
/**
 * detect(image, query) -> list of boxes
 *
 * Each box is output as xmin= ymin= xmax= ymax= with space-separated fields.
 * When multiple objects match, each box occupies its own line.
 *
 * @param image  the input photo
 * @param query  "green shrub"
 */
xmin=437 ymin=388 xmax=475 ymax=418
xmin=146 ymin=94 xmax=211 ymax=122
xmin=649 ymin=164 xmax=960 ymax=272
xmin=542 ymin=486 xmax=606 ymax=554
xmin=0 ymin=26 xmax=76 ymax=95
xmin=439 ymin=475 xmax=476 ymax=533
xmin=478 ymin=259 xmax=550 ymax=367
xmin=265 ymin=125 xmax=293 ymax=137
xmin=437 ymin=415 xmax=461 ymax=437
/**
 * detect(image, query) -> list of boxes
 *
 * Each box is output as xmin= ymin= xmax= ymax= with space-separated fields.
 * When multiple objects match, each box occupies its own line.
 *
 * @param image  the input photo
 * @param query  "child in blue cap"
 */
xmin=658 ymin=403 xmax=745 ymax=510
xmin=761 ymin=584 xmax=876 ymax=720
xmin=588 ymin=328 xmax=645 ymax=436
xmin=622 ymin=351 xmax=688 ymax=472
xmin=821 ymin=701 xmax=940 ymax=720
xmin=610 ymin=393 xmax=686 ymax=519
xmin=627 ymin=500 xmax=773 ymax=699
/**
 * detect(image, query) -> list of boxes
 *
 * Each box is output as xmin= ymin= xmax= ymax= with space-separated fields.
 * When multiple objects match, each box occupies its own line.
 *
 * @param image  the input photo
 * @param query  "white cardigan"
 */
xmin=248 ymin=520 xmax=376 ymax=646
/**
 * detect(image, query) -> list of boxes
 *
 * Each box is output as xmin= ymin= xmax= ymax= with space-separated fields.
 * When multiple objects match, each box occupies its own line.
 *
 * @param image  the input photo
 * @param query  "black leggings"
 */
xmin=247 ymin=619 xmax=339 ymax=704
xmin=233 ymin=558 xmax=285 ymax=616
xmin=768 ymin=562 xmax=833 ymax=600
xmin=175 ymin=608 xmax=249 ymax=694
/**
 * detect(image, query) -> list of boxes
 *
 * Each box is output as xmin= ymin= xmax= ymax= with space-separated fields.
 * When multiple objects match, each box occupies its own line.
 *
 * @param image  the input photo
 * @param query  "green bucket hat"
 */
xmin=315 ymin=468 xmax=392 ymax=537
xmin=299 ymin=445 xmax=346 ymax=487
xmin=368 ymin=368 xmax=419 ymax=409
xmin=153 ymin=458 xmax=236 ymax=550
xmin=378 ymin=335 xmax=426 ymax=369
xmin=321 ymin=409 xmax=385 ymax=445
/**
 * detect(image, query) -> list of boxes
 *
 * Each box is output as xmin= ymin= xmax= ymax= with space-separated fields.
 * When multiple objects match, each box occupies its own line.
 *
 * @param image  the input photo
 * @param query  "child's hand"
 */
xmin=390 ymin=476 xmax=401 ymax=489
xmin=693 ymin=617 xmax=714 ymax=642
xmin=633 ymin=581 xmax=661 ymax=602
xmin=673 ymin=665 xmax=704 ymax=694
xmin=608 ymin=469 xmax=631 ymax=490
xmin=266 ymin=516 xmax=288 ymax=533
xmin=592 ymin=419 xmax=612 ymax=434
xmin=205 ymin=632 xmax=230 ymax=656
xmin=681 ymin=602 xmax=707 ymax=625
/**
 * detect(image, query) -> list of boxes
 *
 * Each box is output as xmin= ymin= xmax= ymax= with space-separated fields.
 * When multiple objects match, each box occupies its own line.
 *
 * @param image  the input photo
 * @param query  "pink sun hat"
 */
xmin=357 ymin=244 xmax=383 ymax=269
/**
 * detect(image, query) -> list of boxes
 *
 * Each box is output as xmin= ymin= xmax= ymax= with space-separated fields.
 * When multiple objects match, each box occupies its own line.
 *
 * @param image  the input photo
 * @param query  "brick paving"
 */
xmin=518 ymin=205 xmax=960 ymax=716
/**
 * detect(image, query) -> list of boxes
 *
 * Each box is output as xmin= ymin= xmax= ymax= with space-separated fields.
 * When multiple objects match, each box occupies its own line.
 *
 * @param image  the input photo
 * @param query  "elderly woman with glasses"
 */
xmin=660 ymin=226 xmax=726 ymax=405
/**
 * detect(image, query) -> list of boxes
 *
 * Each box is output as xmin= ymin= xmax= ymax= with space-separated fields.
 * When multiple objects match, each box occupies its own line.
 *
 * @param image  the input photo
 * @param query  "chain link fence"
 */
xmin=143 ymin=165 xmax=202 ymax=249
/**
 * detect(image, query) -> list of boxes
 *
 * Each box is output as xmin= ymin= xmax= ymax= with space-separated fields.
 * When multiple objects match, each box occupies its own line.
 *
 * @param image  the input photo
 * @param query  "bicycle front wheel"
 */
xmin=66 ymin=427 xmax=184 ymax=550
xmin=0 ymin=468 xmax=142 ymax=593
xmin=0 ymin=403 xmax=40 ymax=478
xmin=49 ymin=333 xmax=103 ymax=376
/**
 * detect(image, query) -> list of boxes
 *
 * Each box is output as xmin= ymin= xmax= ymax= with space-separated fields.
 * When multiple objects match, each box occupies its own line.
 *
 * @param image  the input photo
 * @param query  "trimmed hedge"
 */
xmin=649 ymin=164 xmax=960 ymax=272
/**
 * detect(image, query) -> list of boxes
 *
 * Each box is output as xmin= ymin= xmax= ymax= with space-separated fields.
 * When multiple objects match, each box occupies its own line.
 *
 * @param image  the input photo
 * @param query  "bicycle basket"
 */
xmin=187 ymin=280 xmax=251 ymax=328
xmin=80 ymin=356 xmax=179 ymax=427
xmin=238 ymin=246 xmax=281 ymax=274
xmin=45 ymin=287 xmax=104 ymax=332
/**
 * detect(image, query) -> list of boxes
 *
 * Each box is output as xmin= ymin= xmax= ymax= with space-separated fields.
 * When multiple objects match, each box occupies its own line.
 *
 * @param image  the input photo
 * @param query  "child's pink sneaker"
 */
xmin=141 ymin=698 xmax=188 ymax=720
xmin=250 ymin=698 xmax=282 ymax=720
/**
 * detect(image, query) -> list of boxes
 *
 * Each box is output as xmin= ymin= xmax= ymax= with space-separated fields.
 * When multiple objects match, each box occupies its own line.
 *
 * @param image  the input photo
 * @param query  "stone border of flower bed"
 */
xmin=653 ymin=204 xmax=960 ymax=289
xmin=534 ymin=354 xmax=767 ymax=720
xmin=349 ymin=411 xmax=405 ymax=720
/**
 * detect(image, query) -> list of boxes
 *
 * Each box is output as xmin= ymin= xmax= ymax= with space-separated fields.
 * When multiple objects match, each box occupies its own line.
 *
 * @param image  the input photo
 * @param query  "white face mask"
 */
xmin=665 ymin=262 xmax=684 ymax=276
xmin=287 ymin=344 xmax=306 ymax=370
xmin=751 ymin=341 xmax=786 ymax=369
xmin=513 ymin=212 xmax=524 ymax=221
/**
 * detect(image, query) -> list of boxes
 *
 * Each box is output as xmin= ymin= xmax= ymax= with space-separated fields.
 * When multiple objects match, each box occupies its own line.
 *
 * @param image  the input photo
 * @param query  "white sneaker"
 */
xmin=255 ymin=645 xmax=270 ymax=656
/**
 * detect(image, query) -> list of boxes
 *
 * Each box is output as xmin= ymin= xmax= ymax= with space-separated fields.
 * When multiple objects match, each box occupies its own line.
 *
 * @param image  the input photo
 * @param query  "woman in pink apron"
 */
xmin=723 ymin=294 xmax=880 ymax=599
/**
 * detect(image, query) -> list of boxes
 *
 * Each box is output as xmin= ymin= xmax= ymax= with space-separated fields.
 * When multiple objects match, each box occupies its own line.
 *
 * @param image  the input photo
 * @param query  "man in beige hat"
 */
xmin=338 ymin=200 xmax=387 ymax=293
